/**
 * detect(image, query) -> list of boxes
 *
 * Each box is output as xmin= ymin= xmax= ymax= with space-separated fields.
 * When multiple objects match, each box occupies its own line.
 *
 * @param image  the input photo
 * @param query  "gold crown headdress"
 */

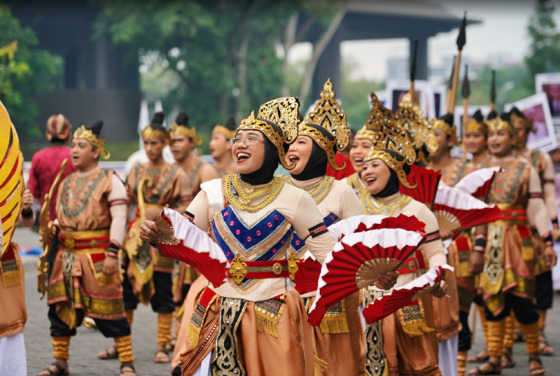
xmin=168 ymin=111 xmax=202 ymax=145
xmin=213 ymin=116 xmax=237 ymax=140
xmin=487 ymin=116 xmax=517 ymax=137
xmin=299 ymin=79 xmax=349 ymax=170
xmin=395 ymin=93 xmax=438 ymax=163
xmin=509 ymin=110 xmax=535 ymax=134
xmin=141 ymin=112 xmax=169 ymax=142
xmin=73 ymin=123 xmax=110 ymax=160
xmin=239 ymin=97 xmax=300 ymax=170
xmin=431 ymin=114 xmax=462 ymax=147
xmin=465 ymin=110 xmax=488 ymax=135
xmin=362 ymin=92 xmax=416 ymax=189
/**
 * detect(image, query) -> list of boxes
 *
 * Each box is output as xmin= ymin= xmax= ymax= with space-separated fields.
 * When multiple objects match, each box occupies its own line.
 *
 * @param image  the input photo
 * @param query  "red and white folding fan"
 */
xmin=399 ymin=164 xmax=441 ymax=209
xmin=361 ymin=265 xmax=451 ymax=323
xmin=328 ymin=214 xmax=426 ymax=242
xmin=293 ymin=251 xmax=322 ymax=295
xmin=307 ymin=228 xmax=426 ymax=326
xmin=454 ymin=167 xmax=501 ymax=201
xmin=155 ymin=208 xmax=229 ymax=287
xmin=433 ymin=185 xmax=502 ymax=233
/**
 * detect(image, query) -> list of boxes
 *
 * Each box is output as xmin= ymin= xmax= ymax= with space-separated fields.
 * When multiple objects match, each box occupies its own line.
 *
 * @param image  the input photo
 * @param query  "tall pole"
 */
xmin=410 ymin=39 xmax=419 ymax=104
xmin=445 ymin=56 xmax=456 ymax=113
xmin=448 ymin=12 xmax=467 ymax=115
xmin=461 ymin=64 xmax=471 ymax=160
xmin=490 ymin=70 xmax=496 ymax=112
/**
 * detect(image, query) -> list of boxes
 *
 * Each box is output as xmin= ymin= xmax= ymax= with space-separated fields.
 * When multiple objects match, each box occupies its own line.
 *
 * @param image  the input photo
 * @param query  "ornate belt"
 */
xmin=227 ymin=254 xmax=299 ymax=285
xmin=396 ymin=258 xmax=418 ymax=275
xmin=493 ymin=204 xmax=527 ymax=225
xmin=59 ymin=229 xmax=110 ymax=254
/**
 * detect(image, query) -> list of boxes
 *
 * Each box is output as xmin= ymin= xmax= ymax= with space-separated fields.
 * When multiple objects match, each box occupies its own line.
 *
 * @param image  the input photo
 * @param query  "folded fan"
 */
xmin=399 ymin=164 xmax=441 ymax=209
xmin=454 ymin=167 xmax=501 ymax=200
xmin=361 ymin=265 xmax=451 ymax=323
xmin=293 ymin=252 xmax=322 ymax=295
xmin=308 ymin=228 xmax=426 ymax=326
xmin=328 ymin=214 xmax=426 ymax=242
xmin=433 ymin=185 xmax=503 ymax=233
xmin=154 ymin=208 xmax=229 ymax=287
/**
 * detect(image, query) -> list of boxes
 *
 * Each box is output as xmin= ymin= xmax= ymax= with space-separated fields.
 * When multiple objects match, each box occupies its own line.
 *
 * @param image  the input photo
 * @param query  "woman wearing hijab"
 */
xmin=141 ymin=97 xmax=336 ymax=376
xmin=357 ymin=93 xmax=448 ymax=376
xmin=284 ymin=80 xmax=366 ymax=376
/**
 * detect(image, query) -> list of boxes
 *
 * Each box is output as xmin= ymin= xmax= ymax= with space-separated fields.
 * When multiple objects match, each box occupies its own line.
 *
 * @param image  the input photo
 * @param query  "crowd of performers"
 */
xmin=1 ymin=31 xmax=559 ymax=376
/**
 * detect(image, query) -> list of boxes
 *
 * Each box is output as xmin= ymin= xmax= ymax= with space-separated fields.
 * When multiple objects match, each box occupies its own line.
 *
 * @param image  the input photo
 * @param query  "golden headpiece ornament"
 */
xmin=168 ymin=111 xmax=202 ymax=145
xmin=465 ymin=109 xmax=488 ymax=135
xmin=141 ymin=112 xmax=169 ymax=141
xmin=299 ymin=79 xmax=349 ymax=170
xmin=509 ymin=107 xmax=535 ymax=133
xmin=395 ymin=93 xmax=438 ymax=163
xmin=487 ymin=113 xmax=518 ymax=137
xmin=212 ymin=116 xmax=237 ymax=140
xmin=73 ymin=121 xmax=110 ymax=160
xmin=239 ymin=97 xmax=300 ymax=170
xmin=362 ymin=92 xmax=417 ymax=189
xmin=431 ymin=113 xmax=462 ymax=146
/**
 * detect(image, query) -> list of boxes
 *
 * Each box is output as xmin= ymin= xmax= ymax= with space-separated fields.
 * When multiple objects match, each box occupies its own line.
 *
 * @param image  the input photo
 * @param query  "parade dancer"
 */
xmin=468 ymin=112 xmax=557 ymax=376
xmin=122 ymin=112 xmax=191 ymax=364
xmin=40 ymin=121 xmax=136 ymax=376
xmin=464 ymin=110 xmax=491 ymax=167
xmin=209 ymin=116 xmax=237 ymax=177
xmin=357 ymin=92 xmax=448 ymax=376
xmin=285 ymin=79 xmax=366 ymax=376
xmin=141 ymin=97 xmax=337 ymax=376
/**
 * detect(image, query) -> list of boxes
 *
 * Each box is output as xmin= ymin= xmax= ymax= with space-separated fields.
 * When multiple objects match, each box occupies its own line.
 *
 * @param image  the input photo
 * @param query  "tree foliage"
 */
xmin=0 ymin=6 xmax=59 ymax=137
xmin=525 ymin=0 xmax=560 ymax=86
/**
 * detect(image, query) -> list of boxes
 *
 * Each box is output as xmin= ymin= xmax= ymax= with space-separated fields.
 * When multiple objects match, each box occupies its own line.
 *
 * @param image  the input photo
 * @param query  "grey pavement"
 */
xmin=14 ymin=227 xmax=560 ymax=376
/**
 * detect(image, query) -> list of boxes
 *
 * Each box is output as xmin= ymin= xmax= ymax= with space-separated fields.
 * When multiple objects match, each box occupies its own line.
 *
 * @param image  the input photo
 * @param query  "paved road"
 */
xmin=15 ymin=227 xmax=560 ymax=376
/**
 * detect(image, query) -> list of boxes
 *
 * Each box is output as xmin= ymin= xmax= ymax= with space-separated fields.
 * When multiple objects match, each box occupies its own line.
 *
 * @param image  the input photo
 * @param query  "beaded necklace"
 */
xmin=285 ymin=175 xmax=334 ymax=205
xmin=360 ymin=191 xmax=411 ymax=217
xmin=348 ymin=172 xmax=368 ymax=196
xmin=223 ymin=174 xmax=285 ymax=213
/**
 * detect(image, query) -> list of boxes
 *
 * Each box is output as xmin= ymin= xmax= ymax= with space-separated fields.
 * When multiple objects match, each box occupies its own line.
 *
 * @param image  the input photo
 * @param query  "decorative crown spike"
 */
xmin=73 ymin=125 xmax=110 ymax=160
xmin=299 ymin=78 xmax=349 ymax=170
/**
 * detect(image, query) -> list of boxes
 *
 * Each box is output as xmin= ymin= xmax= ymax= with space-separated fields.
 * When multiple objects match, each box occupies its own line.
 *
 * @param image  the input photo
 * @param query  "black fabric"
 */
xmin=150 ymin=111 xmax=166 ymax=132
xmin=48 ymin=306 xmax=130 ymax=338
xmin=122 ymin=270 xmax=175 ymax=313
xmin=87 ymin=120 xmax=104 ymax=136
xmin=458 ymin=310 xmax=472 ymax=351
xmin=46 ymin=236 xmax=59 ymax=280
xmin=372 ymin=149 xmax=408 ymax=198
xmin=175 ymin=111 xmax=189 ymax=126
xmin=535 ymin=271 xmax=553 ymax=310
xmin=484 ymin=294 xmax=539 ymax=324
xmin=239 ymin=134 xmax=279 ymax=185
xmin=291 ymin=138 xmax=328 ymax=181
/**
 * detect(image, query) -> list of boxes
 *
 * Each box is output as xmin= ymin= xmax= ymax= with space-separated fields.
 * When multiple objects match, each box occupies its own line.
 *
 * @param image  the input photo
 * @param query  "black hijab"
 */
xmin=372 ymin=150 xmax=409 ymax=198
xmin=239 ymin=128 xmax=281 ymax=185
xmin=291 ymin=124 xmax=332 ymax=181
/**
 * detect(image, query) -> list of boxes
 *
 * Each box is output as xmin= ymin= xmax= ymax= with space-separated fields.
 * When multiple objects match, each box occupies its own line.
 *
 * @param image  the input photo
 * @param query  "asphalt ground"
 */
xmin=14 ymin=227 xmax=560 ymax=376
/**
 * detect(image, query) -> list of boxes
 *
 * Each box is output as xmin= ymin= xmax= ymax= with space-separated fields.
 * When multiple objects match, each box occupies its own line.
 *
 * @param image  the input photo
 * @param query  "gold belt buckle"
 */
xmin=229 ymin=255 xmax=248 ymax=285
xmin=408 ymin=260 xmax=416 ymax=272
xmin=64 ymin=234 xmax=75 ymax=250
xmin=287 ymin=253 xmax=299 ymax=280
xmin=272 ymin=262 xmax=282 ymax=276
xmin=91 ymin=239 xmax=98 ymax=248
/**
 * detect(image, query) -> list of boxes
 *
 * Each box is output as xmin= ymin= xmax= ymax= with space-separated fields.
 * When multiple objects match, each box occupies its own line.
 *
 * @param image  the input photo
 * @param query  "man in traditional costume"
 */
xmin=28 ymin=114 xmax=77 ymax=222
xmin=468 ymin=112 xmax=557 ymax=376
xmin=122 ymin=112 xmax=191 ymax=363
xmin=428 ymin=113 xmax=487 ymax=376
xmin=40 ymin=121 xmax=136 ymax=376
xmin=357 ymin=92 xmax=448 ymax=376
xmin=284 ymin=79 xmax=366 ymax=376
xmin=209 ymin=116 xmax=237 ymax=177
xmin=510 ymin=107 xmax=557 ymax=356
xmin=464 ymin=110 xmax=491 ymax=168
xmin=141 ymin=97 xmax=337 ymax=376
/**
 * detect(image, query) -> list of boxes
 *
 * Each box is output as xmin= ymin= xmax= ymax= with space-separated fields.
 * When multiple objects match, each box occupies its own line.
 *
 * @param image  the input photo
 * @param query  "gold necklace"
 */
xmin=223 ymin=174 xmax=285 ymax=213
xmin=285 ymin=175 xmax=334 ymax=205
xmin=348 ymin=172 xmax=368 ymax=196
xmin=360 ymin=191 xmax=411 ymax=216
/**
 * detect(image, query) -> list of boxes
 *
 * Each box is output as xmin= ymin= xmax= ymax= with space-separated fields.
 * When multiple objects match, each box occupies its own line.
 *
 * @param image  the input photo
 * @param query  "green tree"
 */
xmin=0 ymin=6 xmax=59 ymax=137
xmin=525 ymin=0 xmax=560 ymax=87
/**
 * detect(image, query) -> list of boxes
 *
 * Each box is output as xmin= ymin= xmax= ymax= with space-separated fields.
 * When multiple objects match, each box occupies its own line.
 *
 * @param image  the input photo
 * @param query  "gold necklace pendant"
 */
xmin=360 ymin=192 xmax=411 ymax=216
xmin=286 ymin=175 xmax=334 ymax=205
xmin=223 ymin=175 xmax=285 ymax=212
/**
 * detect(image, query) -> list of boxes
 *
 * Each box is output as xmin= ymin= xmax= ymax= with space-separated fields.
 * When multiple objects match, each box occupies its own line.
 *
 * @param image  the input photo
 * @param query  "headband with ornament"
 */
xmin=509 ymin=107 xmax=535 ymax=133
xmin=299 ymin=79 xmax=349 ymax=170
xmin=432 ymin=113 xmax=462 ymax=146
xmin=73 ymin=121 xmax=110 ymax=160
xmin=487 ymin=112 xmax=517 ymax=137
xmin=141 ymin=112 xmax=169 ymax=141
xmin=395 ymin=93 xmax=438 ymax=163
xmin=239 ymin=97 xmax=300 ymax=170
xmin=212 ymin=116 xmax=237 ymax=140
xmin=465 ymin=109 xmax=488 ymax=135
xmin=46 ymin=114 xmax=71 ymax=141
xmin=361 ymin=92 xmax=417 ymax=189
xmin=168 ymin=111 xmax=202 ymax=145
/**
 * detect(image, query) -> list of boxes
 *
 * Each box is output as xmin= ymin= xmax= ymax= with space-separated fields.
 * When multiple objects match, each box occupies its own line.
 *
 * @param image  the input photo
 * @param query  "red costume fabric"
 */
xmin=28 ymin=145 xmax=76 ymax=221
xmin=325 ymin=152 xmax=355 ymax=180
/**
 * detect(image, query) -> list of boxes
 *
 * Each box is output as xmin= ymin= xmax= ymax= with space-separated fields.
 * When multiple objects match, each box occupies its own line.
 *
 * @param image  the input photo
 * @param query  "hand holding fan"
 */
xmin=308 ymin=228 xmax=427 ymax=326
xmin=154 ymin=208 xmax=229 ymax=287
xmin=433 ymin=185 xmax=502 ymax=233
xmin=454 ymin=167 xmax=501 ymax=201
xmin=399 ymin=164 xmax=441 ymax=209
xmin=361 ymin=265 xmax=452 ymax=323
xmin=328 ymin=214 xmax=426 ymax=242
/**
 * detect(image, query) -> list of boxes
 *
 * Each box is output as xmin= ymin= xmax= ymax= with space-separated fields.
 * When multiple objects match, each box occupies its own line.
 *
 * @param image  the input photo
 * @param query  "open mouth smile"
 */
xmin=236 ymin=151 xmax=251 ymax=163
